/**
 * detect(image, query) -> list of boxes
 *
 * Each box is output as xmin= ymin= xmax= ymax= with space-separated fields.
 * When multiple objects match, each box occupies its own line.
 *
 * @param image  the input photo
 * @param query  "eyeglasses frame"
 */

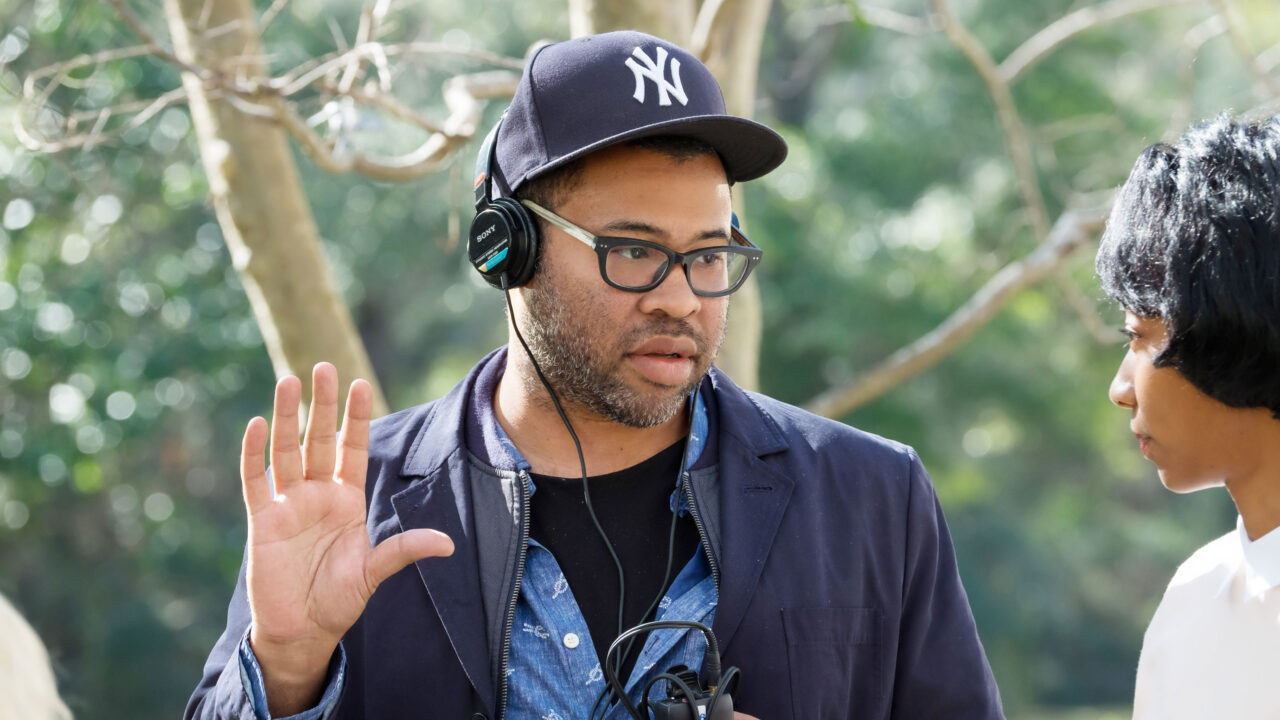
xmin=520 ymin=199 xmax=763 ymax=298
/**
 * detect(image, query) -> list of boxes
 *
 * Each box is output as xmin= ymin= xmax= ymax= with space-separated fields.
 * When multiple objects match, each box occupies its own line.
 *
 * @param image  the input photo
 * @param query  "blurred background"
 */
xmin=2 ymin=0 xmax=1277 ymax=717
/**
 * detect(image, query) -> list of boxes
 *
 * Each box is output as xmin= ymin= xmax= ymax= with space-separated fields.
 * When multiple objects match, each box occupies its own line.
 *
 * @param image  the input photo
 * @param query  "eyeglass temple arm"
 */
xmin=526 ymin=198 xmax=759 ymax=253
xmin=520 ymin=199 xmax=598 ymax=251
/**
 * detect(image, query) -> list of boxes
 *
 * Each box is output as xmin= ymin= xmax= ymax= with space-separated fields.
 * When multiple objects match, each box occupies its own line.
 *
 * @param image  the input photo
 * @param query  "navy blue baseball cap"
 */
xmin=490 ymin=30 xmax=788 ymax=196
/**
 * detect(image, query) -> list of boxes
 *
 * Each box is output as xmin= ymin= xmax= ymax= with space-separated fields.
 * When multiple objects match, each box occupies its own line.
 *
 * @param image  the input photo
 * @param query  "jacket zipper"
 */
xmin=681 ymin=471 xmax=720 ymax=590
xmin=497 ymin=469 xmax=531 ymax=720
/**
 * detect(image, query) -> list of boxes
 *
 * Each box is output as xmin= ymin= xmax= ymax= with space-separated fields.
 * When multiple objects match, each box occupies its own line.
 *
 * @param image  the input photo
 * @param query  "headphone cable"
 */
xmin=503 ymin=277 xmax=699 ymax=715
xmin=502 ymin=281 xmax=629 ymax=642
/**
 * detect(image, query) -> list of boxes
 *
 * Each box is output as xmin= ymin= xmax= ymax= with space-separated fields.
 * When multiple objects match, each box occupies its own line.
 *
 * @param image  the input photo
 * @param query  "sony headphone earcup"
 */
xmin=468 ymin=197 xmax=540 ymax=289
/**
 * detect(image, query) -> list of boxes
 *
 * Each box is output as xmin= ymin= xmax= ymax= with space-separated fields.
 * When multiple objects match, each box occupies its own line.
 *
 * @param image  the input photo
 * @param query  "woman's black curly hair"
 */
xmin=1096 ymin=114 xmax=1280 ymax=419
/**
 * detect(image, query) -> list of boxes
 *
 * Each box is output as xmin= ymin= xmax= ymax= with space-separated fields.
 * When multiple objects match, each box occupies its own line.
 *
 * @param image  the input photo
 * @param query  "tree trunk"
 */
xmin=566 ymin=0 xmax=772 ymax=390
xmin=164 ymin=0 xmax=388 ymax=416
xmin=697 ymin=0 xmax=773 ymax=392
xmin=568 ymin=0 xmax=697 ymax=39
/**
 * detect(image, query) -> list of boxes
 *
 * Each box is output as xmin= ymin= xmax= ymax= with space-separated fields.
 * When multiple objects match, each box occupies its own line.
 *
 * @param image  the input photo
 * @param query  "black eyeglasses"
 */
xmin=521 ymin=200 xmax=763 ymax=297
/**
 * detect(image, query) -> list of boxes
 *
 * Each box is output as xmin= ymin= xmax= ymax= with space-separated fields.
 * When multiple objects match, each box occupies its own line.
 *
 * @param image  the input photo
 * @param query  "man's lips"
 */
xmin=629 ymin=336 xmax=698 ymax=359
xmin=626 ymin=336 xmax=699 ymax=386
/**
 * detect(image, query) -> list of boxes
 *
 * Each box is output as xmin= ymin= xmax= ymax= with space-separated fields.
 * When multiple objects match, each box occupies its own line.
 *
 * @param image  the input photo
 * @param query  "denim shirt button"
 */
xmin=563 ymin=632 xmax=581 ymax=649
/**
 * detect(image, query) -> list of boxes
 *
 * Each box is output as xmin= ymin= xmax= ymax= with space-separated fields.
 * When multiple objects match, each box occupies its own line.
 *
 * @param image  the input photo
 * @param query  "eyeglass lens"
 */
xmin=604 ymin=244 xmax=750 ymax=293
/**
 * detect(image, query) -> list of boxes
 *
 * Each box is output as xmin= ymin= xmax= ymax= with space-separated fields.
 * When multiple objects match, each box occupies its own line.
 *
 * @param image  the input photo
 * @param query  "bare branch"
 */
xmin=260 ymin=0 xmax=290 ymax=31
xmin=931 ymin=0 xmax=1050 ymax=241
xmin=691 ymin=0 xmax=731 ymax=58
xmin=16 ymin=86 xmax=189 ymax=152
xmin=1211 ymin=0 xmax=1280 ymax=98
xmin=1051 ymin=272 xmax=1116 ymax=345
xmin=787 ymin=5 xmax=938 ymax=37
xmin=858 ymin=5 xmax=940 ymax=35
xmin=1000 ymin=0 xmax=1196 ymax=85
xmin=16 ymin=43 xmax=187 ymax=151
xmin=1258 ymin=42 xmax=1280 ymax=74
xmin=1169 ymin=14 xmax=1225 ymax=141
xmin=21 ymin=1 xmax=524 ymax=184
xmin=804 ymin=200 xmax=1112 ymax=418
xmin=107 ymin=0 xmax=210 ymax=81
xmin=22 ymin=43 xmax=158 ymax=91
xmin=275 ymin=41 xmax=523 ymax=96
xmin=276 ymin=69 xmax=518 ymax=181
xmin=340 ymin=82 xmax=444 ymax=134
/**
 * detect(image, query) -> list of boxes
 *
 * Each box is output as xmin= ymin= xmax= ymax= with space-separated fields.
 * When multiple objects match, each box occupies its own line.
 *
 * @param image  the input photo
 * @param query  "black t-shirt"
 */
xmin=529 ymin=440 xmax=701 ymax=682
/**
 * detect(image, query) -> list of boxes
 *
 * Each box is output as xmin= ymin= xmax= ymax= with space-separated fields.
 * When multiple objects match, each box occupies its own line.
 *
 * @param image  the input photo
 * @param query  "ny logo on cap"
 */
xmin=624 ymin=46 xmax=688 ymax=107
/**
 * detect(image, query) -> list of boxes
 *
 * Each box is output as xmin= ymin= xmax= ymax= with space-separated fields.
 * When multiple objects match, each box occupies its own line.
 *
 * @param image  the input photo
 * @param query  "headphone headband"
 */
xmin=473 ymin=115 xmax=504 ymax=211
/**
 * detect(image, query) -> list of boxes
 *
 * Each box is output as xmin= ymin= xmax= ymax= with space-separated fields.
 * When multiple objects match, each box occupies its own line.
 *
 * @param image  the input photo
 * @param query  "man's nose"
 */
xmin=637 ymin=262 xmax=701 ymax=318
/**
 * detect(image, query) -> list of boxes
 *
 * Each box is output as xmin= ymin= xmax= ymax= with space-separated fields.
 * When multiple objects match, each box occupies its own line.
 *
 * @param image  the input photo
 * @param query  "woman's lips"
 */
xmin=1136 ymin=433 xmax=1151 ymax=457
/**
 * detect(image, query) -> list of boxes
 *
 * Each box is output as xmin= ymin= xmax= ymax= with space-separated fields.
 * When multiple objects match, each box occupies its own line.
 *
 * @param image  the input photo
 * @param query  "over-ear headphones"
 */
xmin=468 ymin=115 xmax=541 ymax=289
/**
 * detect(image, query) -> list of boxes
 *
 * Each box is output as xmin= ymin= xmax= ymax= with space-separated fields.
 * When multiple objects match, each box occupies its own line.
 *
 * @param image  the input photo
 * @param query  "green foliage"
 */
xmin=0 ymin=0 xmax=1270 ymax=716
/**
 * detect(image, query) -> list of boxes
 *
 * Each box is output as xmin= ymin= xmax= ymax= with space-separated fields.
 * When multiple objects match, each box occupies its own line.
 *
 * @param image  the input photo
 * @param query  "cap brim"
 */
xmin=521 ymin=115 xmax=787 ymax=187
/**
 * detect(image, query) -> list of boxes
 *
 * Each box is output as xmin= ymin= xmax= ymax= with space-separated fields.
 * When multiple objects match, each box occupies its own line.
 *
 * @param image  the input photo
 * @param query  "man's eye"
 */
xmin=618 ymin=246 xmax=655 ymax=261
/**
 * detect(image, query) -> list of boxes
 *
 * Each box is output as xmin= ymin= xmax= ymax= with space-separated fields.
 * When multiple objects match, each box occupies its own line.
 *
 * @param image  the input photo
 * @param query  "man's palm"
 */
xmin=239 ymin=364 xmax=452 ymax=707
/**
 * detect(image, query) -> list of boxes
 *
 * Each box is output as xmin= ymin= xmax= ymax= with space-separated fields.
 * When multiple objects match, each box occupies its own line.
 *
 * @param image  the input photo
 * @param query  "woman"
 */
xmin=0 ymin=591 xmax=73 ymax=720
xmin=1096 ymin=115 xmax=1280 ymax=718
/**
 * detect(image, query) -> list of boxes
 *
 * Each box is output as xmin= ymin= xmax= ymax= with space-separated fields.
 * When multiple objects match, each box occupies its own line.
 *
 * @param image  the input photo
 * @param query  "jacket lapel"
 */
xmin=387 ymin=352 xmax=509 ymax=715
xmin=706 ymin=370 xmax=795 ymax=655
xmin=391 ymin=456 xmax=496 ymax=713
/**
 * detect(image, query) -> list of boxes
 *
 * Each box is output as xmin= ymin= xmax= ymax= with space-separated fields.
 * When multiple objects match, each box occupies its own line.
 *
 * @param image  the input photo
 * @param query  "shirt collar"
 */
xmin=1235 ymin=515 xmax=1280 ymax=600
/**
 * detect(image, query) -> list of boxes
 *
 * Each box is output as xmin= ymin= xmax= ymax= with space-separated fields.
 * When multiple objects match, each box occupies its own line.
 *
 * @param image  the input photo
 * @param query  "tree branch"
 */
xmin=1211 ymin=0 xmax=1280 ymax=98
xmin=804 ymin=200 xmax=1112 ymax=418
xmin=259 ymin=0 xmax=290 ymax=31
xmin=1169 ymin=14 xmax=1225 ymax=143
xmin=16 ymin=86 xmax=190 ymax=152
xmin=1051 ymin=272 xmax=1116 ymax=345
xmin=20 ymin=0 xmax=526 ymax=183
xmin=107 ymin=0 xmax=211 ymax=81
xmin=690 ymin=0 xmax=729 ymax=58
xmin=277 ymin=70 xmax=518 ymax=181
xmin=931 ymin=0 xmax=1050 ymax=241
xmin=275 ymin=41 xmax=523 ymax=96
xmin=999 ymin=0 xmax=1196 ymax=85
xmin=788 ymin=5 xmax=938 ymax=37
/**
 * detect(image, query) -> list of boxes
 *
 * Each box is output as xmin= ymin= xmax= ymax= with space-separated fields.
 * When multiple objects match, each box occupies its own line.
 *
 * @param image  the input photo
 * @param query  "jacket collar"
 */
xmin=703 ymin=366 xmax=789 ymax=458
xmin=402 ymin=347 xmax=518 ymax=478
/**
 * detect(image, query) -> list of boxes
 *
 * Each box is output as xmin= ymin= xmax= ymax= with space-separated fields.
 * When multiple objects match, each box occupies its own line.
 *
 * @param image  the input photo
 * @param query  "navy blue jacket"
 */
xmin=186 ymin=351 xmax=1004 ymax=719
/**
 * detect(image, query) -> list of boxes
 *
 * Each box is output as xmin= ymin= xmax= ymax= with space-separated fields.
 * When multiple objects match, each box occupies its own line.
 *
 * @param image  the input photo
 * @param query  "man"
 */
xmin=1096 ymin=115 xmax=1280 ymax=718
xmin=186 ymin=31 xmax=1003 ymax=719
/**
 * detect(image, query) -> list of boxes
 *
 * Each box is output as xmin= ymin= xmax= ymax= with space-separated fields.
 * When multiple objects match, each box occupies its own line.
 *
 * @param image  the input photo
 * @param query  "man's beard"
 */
xmin=517 ymin=279 xmax=723 ymax=428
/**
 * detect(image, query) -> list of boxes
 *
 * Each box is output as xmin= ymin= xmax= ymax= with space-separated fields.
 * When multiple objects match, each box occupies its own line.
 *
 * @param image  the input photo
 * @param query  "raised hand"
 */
xmin=240 ymin=363 xmax=454 ymax=715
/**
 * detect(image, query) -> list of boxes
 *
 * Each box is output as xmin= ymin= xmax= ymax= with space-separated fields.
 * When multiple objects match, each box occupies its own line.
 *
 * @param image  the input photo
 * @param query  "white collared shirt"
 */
xmin=1133 ymin=517 xmax=1280 ymax=719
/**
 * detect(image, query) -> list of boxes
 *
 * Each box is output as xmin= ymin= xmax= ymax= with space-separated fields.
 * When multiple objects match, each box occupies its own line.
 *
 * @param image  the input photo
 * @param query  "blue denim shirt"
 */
xmin=238 ymin=391 xmax=713 ymax=720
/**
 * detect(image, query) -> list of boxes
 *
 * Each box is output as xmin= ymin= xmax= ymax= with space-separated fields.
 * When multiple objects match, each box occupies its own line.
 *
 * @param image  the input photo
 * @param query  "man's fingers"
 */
xmin=269 ymin=375 xmax=304 ymax=494
xmin=303 ymin=363 xmax=339 ymax=481
xmin=240 ymin=417 xmax=271 ymax=511
xmin=335 ymin=379 xmax=373 ymax=490
xmin=364 ymin=529 xmax=454 ymax=594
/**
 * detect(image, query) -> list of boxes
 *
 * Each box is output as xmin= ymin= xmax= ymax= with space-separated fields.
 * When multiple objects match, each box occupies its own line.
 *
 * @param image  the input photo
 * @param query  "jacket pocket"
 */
xmin=782 ymin=606 xmax=882 ymax=718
